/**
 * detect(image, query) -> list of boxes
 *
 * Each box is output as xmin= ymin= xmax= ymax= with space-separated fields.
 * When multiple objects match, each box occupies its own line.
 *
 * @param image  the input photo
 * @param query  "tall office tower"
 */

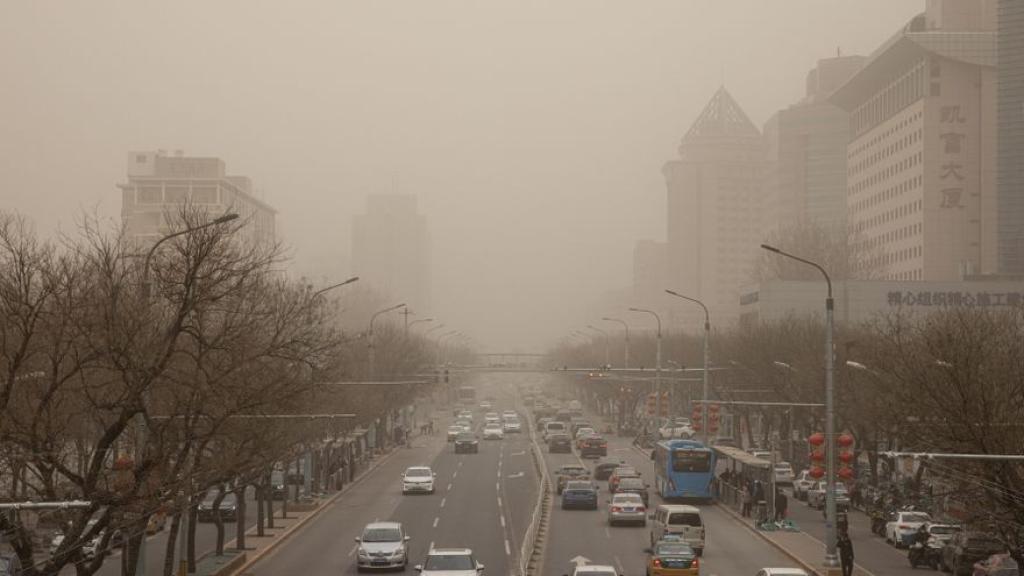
xmin=663 ymin=87 xmax=766 ymax=325
xmin=998 ymin=0 xmax=1024 ymax=273
xmin=831 ymin=2 xmax=998 ymax=281
xmin=763 ymin=55 xmax=866 ymax=235
xmin=352 ymin=194 xmax=432 ymax=314
xmin=120 ymin=150 xmax=276 ymax=249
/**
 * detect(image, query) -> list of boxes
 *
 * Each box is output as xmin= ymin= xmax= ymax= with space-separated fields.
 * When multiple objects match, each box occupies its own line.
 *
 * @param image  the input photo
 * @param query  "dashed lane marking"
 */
xmin=497 ymin=496 xmax=503 ymax=508
xmin=614 ymin=556 xmax=624 ymax=575
xmin=453 ymin=470 xmax=458 ymax=479
xmin=433 ymin=517 xmax=439 ymax=528
xmin=440 ymin=497 xmax=447 ymax=508
xmin=504 ymin=539 xmax=511 ymax=556
xmin=348 ymin=545 xmax=358 ymax=557
xmin=500 ymin=515 xmax=506 ymax=528
xmin=604 ymin=527 xmax=611 ymax=539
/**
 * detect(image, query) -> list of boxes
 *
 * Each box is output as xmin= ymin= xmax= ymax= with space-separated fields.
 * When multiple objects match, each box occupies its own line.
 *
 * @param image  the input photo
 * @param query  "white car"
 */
xmin=658 ymin=418 xmax=694 ymax=439
xmin=886 ymin=511 xmax=932 ymax=547
xmin=750 ymin=450 xmax=772 ymax=461
xmin=483 ymin=424 xmax=504 ymax=440
xmin=791 ymin=470 xmax=815 ymax=500
xmin=570 ymin=565 xmax=617 ymax=576
xmin=773 ymin=462 xmax=795 ymax=485
xmin=574 ymin=427 xmax=595 ymax=440
xmin=502 ymin=410 xmax=518 ymax=419
xmin=755 ymin=569 xmax=810 ymax=576
xmin=502 ymin=418 xmax=521 ymax=433
xmin=402 ymin=467 xmax=436 ymax=494
xmin=806 ymin=481 xmax=850 ymax=509
xmin=416 ymin=547 xmax=483 ymax=576
xmin=355 ymin=522 xmax=409 ymax=571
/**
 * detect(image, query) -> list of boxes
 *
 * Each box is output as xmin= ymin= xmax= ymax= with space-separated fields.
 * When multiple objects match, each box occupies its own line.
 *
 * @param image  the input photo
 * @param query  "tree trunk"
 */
xmin=162 ymin=511 xmax=182 ymax=576
xmin=266 ymin=476 xmax=275 ymax=529
xmin=235 ymin=484 xmax=247 ymax=550
xmin=212 ymin=489 xmax=226 ymax=556
xmin=187 ymin=504 xmax=197 ymax=572
xmin=256 ymin=480 xmax=265 ymax=537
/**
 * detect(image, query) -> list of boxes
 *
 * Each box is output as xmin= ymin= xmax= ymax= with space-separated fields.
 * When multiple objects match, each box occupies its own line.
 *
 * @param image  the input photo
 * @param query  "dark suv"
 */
xmin=579 ymin=435 xmax=608 ymax=458
xmin=548 ymin=433 xmax=572 ymax=453
xmin=454 ymin=432 xmax=479 ymax=454
xmin=940 ymin=532 xmax=1004 ymax=575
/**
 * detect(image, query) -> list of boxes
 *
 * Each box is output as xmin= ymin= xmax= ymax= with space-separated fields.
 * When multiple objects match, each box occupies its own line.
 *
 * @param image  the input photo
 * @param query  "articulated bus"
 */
xmin=653 ymin=439 xmax=717 ymax=502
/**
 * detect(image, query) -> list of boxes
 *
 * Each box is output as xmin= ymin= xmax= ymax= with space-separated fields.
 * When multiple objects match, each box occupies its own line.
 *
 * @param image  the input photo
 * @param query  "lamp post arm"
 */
xmin=760 ymin=244 xmax=832 ymax=298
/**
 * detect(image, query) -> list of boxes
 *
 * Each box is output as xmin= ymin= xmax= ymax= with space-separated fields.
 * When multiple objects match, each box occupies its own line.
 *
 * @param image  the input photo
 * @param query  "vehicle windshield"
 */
xmin=668 ymin=512 xmax=702 ymax=526
xmin=672 ymin=450 xmax=711 ymax=473
xmin=618 ymin=478 xmax=644 ymax=489
xmin=406 ymin=468 xmax=431 ymax=478
xmin=202 ymin=493 xmax=237 ymax=505
xmin=655 ymin=543 xmax=694 ymax=556
xmin=902 ymin=513 xmax=930 ymax=523
xmin=456 ymin=433 xmax=475 ymax=440
xmin=613 ymin=494 xmax=642 ymax=504
xmin=362 ymin=528 xmax=401 ymax=542
xmin=614 ymin=467 xmax=637 ymax=476
xmin=424 ymin=554 xmax=474 ymax=570
xmin=930 ymin=525 xmax=960 ymax=535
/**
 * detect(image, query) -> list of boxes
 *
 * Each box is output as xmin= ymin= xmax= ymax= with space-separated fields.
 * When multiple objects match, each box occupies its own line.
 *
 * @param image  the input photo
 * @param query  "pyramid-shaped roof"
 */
xmin=680 ymin=86 xmax=761 ymax=146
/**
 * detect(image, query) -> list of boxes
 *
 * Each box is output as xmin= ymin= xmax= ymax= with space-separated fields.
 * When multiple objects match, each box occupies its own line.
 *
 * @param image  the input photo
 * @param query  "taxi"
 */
xmin=644 ymin=539 xmax=699 ymax=576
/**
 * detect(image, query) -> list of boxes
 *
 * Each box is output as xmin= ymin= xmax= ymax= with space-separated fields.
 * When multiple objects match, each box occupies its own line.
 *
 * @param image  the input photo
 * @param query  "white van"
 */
xmin=543 ymin=421 xmax=566 ymax=441
xmin=650 ymin=504 xmax=705 ymax=556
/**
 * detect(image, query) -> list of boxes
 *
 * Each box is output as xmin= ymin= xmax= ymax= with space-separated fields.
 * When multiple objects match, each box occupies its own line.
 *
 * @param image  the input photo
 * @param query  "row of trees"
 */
xmin=0 ymin=209 xmax=441 ymax=576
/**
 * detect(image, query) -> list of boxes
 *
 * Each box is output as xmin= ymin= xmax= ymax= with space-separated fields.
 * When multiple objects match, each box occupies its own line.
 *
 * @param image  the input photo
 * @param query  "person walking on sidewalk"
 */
xmin=838 ymin=530 xmax=855 ymax=576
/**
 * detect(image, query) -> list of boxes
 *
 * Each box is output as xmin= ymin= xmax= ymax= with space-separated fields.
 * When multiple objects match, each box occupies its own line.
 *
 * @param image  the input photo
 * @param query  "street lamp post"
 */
xmin=311 ymin=276 xmax=359 ymax=299
xmin=368 ymin=303 xmax=406 ymax=380
xmin=434 ymin=330 xmax=458 ymax=366
xmin=586 ymin=325 xmax=610 ymax=368
xmin=629 ymin=308 xmax=661 ymax=436
xmin=408 ymin=318 xmax=434 ymax=331
xmin=665 ymin=290 xmax=711 ymax=445
xmin=601 ymin=317 xmax=630 ymax=369
xmin=761 ymin=243 xmax=838 ymax=572
xmin=140 ymin=213 xmax=239 ymax=576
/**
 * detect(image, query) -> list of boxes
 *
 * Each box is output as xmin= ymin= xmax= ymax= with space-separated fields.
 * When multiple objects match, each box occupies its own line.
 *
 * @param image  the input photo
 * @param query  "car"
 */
xmin=972 ymin=553 xmax=1018 ymax=576
xmin=416 ymin=547 xmax=483 ymax=576
xmin=574 ymin=427 xmax=596 ymax=440
xmin=502 ymin=418 xmax=521 ymax=433
xmin=555 ymin=464 xmax=591 ymax=494
xmin=650 ymin=504 xmax=705 ymax=556
xmin=544 ymin=421 xmax=567 ymax=441
xmin=658 ymin=418 xmax=695 ymax=440
xmin=773 ymin=462 xmax=795 ymax=485
xmin=536 ymin=416 xmax=554 ymax=432
xmin=615 ymin=477 xmax=650 ymax=506
xmin=885 ymin=510 xmax=932 ymax=547
xmin=567 ymin=565 xmax=618 ymax=576
xmin=791 ymin=470 xmax=815 ymax=500
xmin=457 ymin=410 xmax=473 ymax=422
xmin=483 ymin=424 xmax=504 ymax=440
xmin=454 ymin=432 xmax=479 ymax=454
xmin=502 ymin=410 xmax=518 ymax=419
xmin=940 ymin=532 xmax=1005 ymax=575
xmin=479 ymin=401 xmax=492 ymax=410
xmin=749 ymin=450 xmax=773 ymax=461
xmin=548 ymin=433 xmax=573 ymax=453
xmin=447 ymin=425 xmax=463 ymax=442
xmin=197 ymin=491 xmax=238 ymax=522
xmin=579 ymin=435 xmax=608 ymax=459
xmin=754 ymin=569 xmax=811 ymax=576
xmin=609 ymin=466 xmax=640 ymax=493
xmin=806 ymin=481 xmax=850 ymax=510
xmin=571 ymin=421 xmax=594 ymax=437
xmin=402 ymin=467 xmax=436 ymax=494
xmin=593 ymin=461 xmax=622 ymax=481
xmin=561 ymin=480 xmax=599 ymax=510
xmin=644 ymin=539 xmax=698 ymax=576
xmin=924 ymin=523 xmax=961 ymax=547
xmin=608 ymin=492 xmax=647 ymax=526
xmin=355 ymin=522 xmax=410 ymax=571
xmin=455 ymin=419 xmax=473 ymax=432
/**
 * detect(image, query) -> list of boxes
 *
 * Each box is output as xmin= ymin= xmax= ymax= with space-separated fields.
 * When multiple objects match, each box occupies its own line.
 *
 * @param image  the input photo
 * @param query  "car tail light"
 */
xmin=899 ymin=525 xmax=910 ymax=530
xmin=652 ymin=559 xmax=661 ymax=568
xmin=600 ymin=442 xmax=608 ymax=448
xmin=692 ymin=557 xmax=699 ymax=570
xmin=611 ymin=506 xmax=622 ymax=512
xmin=638 ymin=506 xmax=646 ymax=512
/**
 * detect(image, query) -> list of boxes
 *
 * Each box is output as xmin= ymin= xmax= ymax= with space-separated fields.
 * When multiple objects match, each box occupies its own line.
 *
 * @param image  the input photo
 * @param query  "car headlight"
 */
xmin=358 ymin=548 xmax=370 ymax=558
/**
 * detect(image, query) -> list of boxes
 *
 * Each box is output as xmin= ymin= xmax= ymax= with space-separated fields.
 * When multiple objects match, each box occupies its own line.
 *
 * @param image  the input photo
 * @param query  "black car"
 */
xmin=593 ymin=462 xmax=621 ymax=481
xmin=197 ymin=492 xmax=238 ymax=522
xmin=940 ymin=532 xmax=1004 ymax=575
xmin=615 ymin=477 xmax=649 ymax=506
xmin=560 ymin=480 xmax=599 ymax=510
xmin=454 ymin=432 xmax=479 ymax=454
xmin=547 ymin=433 xmax=572 ymax=453
xmin=579 ymin=436 xmax=608 ymax=458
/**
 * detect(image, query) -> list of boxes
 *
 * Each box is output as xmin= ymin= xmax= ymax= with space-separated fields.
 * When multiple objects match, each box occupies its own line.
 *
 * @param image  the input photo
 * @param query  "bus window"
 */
xmin=672 ymin=450 xmax=710 ymax=473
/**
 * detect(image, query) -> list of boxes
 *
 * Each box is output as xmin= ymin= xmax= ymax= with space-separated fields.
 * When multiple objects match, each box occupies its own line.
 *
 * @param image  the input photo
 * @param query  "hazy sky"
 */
xmin=0 ymin=1 xmax=922 ymax=350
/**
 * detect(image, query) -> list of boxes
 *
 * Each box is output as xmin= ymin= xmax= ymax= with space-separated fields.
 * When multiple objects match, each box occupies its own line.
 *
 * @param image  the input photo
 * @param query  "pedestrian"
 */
xmin=775 ymin=489 xmax=788 ymax=522
xmin=741 ymin=485 xmax=752 ymax=517
xmin=838 ymin=530 xmax=854 ymax=576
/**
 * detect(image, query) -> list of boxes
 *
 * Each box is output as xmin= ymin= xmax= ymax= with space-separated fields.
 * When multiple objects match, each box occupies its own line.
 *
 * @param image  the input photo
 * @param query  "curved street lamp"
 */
xmin=312 ymin=276 xmax=359 ymax=299
xmin=143 ymin=212 xmax=240 ymax=298
xmin=368 ymin=303 xmax=406 ymax=379
xmin=587 ymin=325 xmax=610 ymax=367
xmin=665 ymin=289 xmax=711 ymax=445
xmin=601 ymin=317 xmax=630 ymax=369
xmin=629 ymin=307 xmax=662 ymax=433
xmin=761 ymin=242 xmax=837 ymax=570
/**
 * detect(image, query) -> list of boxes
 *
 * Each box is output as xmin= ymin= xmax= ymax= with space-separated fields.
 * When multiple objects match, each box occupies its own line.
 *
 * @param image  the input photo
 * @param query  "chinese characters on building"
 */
xmin=938 ymin=104 xmax=966 ymax=209
xmin=887 ymin=291 xmax=1022 ymax=307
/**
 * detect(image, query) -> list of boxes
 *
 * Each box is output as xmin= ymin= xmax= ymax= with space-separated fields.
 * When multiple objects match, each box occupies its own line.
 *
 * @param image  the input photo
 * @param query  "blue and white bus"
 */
xmin=653 ymin=439 xmax=717 ymax=502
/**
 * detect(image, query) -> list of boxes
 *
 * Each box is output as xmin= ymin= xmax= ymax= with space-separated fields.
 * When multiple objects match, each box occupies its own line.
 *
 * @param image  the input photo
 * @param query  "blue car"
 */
xmin=561 ymin=481 xmax=599 ymax=510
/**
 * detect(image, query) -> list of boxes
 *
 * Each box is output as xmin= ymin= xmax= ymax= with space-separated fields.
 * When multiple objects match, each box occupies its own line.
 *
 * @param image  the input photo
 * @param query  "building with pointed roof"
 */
xmin=662 ymin=87 xmax=766 ymax=326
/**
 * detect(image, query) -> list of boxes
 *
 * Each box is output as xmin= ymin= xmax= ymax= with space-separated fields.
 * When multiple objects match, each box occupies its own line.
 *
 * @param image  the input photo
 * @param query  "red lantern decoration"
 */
xmin=837 ymin=433 xmax=855 ymax=448
xmin=837 ymin=467 xmax=855 ymax=480
xmin=692 ymin=422 xmax=702 ymax=431
xmin=708 ymin=403 xmax=720 ymax=413
xmin=810 ymin=448 xmax=825 ymax=462
xmin=839 ymin=451 xmax=855 ymax=463
xmin=809 ymin=466 xmax=825 ymax=479
xmin=808 ymin=432 xmax=825 ymax=446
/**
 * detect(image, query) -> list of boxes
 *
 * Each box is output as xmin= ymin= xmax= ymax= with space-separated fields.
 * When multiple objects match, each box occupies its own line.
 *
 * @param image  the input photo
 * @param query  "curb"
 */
xmin=226 ymin=445 xmax=405 ymax=576
xmin=715 ymin=502 xmax=824 ymax=576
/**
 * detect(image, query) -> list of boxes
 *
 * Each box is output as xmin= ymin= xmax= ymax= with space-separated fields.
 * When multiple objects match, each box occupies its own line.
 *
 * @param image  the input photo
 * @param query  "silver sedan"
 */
xmin=607 ymin=492 xmax=647 ymax=526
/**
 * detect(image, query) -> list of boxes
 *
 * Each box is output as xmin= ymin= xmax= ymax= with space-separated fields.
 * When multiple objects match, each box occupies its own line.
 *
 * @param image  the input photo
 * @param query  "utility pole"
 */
xmin=629 ymin=308 xmax=662 ymax=437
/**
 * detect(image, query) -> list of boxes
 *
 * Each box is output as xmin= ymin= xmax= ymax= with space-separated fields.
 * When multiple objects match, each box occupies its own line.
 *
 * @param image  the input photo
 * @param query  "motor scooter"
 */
xmin=869 ymin=509 xmax=887 ymax=537
xmin=908 ymin=539 xmax=941 ymax=569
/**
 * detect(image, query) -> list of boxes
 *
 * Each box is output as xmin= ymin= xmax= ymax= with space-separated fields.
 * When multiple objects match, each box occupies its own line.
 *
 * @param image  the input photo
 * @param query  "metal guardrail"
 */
xmin=518 ymin=411 xmax=552 ymax=576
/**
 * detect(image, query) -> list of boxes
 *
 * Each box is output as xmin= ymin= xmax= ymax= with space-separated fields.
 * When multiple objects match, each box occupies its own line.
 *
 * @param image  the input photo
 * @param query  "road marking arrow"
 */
xmin=507 ymin=472 xmax=525 ymax=479
xmin=511 ymin=450 xmax=526 ymax=456
xmin=570 ymin=556 xmax=590 ymax=567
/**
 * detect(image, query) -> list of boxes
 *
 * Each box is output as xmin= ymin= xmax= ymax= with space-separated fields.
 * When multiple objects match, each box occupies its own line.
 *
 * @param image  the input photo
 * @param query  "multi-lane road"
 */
xmin=243 ymin=371 xmax=808 ymax=576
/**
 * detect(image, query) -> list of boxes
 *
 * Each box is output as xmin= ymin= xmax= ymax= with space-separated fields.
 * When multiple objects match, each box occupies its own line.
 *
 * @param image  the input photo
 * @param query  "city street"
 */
xmin=247 ymin=374 xmax=539 ymax=576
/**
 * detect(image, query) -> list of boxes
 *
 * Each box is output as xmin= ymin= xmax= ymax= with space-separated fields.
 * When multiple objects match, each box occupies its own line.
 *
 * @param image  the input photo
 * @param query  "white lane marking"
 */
xmin=453 ymin=470 xmax=458 ymax=479
xmin=440 ymin=497 xmax=447 ymax=508
xmin=614 ymin=556 xmax=624 ymax=574
xmin=348 ymin=544 xmax=358 ymax=557
xmin=495 ymin=482 xmax=500 ymax=491
xmin=497 ymin=496 xmax=503 ymax=508
xmin=429 ymin=541 xmax=434 ymax=551
xmin=433 ymin=517 xmax=439 ymax=528
xmin=500 ymin=515 xmax=506 ymax=528
xmin=604 ymin=527 xmax=611 ymax=539
xmin=458 ymin=461 xmax=463 ymax=468
xmin=447 ymin=483 xmax=453 ymax=491
xmin=504 ymin=539 xmax=511 ymax=556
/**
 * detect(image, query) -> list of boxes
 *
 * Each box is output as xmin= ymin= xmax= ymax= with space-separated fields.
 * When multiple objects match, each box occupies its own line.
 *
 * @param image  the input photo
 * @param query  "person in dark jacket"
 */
xmin=837 ymin=530 xmax=854 ymax=576
xmin=774 ymin=489 xmax=788 ymax=521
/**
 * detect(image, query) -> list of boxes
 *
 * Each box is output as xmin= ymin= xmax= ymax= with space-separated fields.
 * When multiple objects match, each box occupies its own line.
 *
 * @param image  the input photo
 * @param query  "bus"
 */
xmin=652 ymin=439 xmax=717 ymax=502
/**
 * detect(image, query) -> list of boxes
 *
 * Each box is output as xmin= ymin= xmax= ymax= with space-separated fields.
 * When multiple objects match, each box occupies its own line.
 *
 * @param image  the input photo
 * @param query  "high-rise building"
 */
xmin=119 ymin=150 xmax=276 ymax=248
xmin=830 ymin=2 xmax=997 ymax=282
xmin=663 ymin=87 xmax=765 ymax=325
xmin=998 ymin=0 xmax=1024 ymax=273
xmin=763 ymin=55 xmax=865 ymax=235
xmin=352 ymin=194 xmax=431 ymax=314
xmin=632 ymin=239 xmax=667 ymax=305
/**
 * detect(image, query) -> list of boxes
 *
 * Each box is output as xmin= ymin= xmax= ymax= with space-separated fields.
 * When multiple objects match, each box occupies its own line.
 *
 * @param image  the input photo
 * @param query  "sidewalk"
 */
xmin=715 ymin=498 xmax=875 ymax=576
